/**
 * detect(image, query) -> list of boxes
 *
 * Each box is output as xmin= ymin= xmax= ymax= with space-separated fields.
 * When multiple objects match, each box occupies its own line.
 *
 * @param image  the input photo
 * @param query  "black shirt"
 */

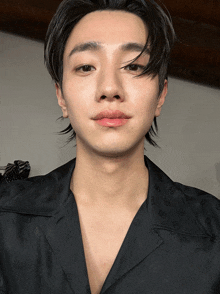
xmin=0 ymin=155 xmax=220 ymax=293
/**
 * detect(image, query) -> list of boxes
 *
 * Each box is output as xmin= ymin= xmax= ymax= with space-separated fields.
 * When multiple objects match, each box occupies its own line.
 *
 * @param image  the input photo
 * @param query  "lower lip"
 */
xmin=95 ymin=118 xmax=129 ymax=127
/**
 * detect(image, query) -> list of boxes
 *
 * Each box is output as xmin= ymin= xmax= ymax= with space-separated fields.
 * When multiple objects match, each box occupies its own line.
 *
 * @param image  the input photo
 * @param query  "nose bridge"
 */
xmin=98 ymin=58 xmax=123 ymax=99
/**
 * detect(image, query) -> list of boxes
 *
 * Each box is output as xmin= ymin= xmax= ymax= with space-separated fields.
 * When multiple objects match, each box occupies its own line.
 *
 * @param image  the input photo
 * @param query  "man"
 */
xmin=0 ymin=0 xmax=220 ymax=293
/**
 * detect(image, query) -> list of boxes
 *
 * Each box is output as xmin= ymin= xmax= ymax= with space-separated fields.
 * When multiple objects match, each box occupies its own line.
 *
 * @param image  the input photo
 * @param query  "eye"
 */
xmin=75 ymin=65 xmax=95 ymax=73
xmin=124 ymin=64 xmax=145 ymax=72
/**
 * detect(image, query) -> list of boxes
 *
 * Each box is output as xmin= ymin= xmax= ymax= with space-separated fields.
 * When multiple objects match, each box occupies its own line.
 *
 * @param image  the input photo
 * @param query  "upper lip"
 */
xmin=93 ymin=110 xmax=131 ymax=120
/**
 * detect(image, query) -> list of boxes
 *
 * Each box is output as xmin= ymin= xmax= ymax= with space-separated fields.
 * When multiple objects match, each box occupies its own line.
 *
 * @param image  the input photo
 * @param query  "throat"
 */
xmin=70 ymin=157 xmax=149 ymax=208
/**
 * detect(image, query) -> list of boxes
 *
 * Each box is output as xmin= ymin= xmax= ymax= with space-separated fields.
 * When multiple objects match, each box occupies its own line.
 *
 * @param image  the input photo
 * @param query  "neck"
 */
xmin=70 ymin=145 xmax=149 ymax=211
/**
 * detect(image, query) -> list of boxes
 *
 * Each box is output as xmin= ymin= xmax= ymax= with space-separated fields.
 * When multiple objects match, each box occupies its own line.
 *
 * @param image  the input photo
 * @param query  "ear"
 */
xmin=55 ymin=84 xmax=68 ymax=118
xmin=154 ymin=79 xmax=168 ymax=117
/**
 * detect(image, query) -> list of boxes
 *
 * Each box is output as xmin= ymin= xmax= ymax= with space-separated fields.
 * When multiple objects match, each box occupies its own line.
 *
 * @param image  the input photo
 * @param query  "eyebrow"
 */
xmin=68 ymin=41 xmax=148 ymax=58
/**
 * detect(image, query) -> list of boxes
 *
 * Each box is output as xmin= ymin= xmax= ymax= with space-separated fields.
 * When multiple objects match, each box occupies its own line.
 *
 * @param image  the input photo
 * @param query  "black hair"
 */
xmin=44 ymin=0 xmax=176 ymax=147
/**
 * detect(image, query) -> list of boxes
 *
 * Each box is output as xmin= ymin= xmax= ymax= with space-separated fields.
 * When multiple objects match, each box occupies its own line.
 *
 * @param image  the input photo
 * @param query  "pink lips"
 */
xmin=93 ymin=110 xmax=131 ymax=120
xmin=93 ymin=110 xmax=131 ymax=127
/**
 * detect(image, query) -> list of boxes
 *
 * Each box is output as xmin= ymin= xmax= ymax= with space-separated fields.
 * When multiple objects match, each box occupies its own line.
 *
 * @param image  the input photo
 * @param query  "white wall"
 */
xmin=1 ymin=31 xmax=220 ymax=198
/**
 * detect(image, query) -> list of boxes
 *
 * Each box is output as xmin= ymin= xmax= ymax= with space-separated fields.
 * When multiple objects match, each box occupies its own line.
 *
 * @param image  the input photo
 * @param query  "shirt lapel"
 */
xmin=100 ymin=197 xmax=163 ymax=293
xmin=42 ymin=191 xmax=91 ymax=294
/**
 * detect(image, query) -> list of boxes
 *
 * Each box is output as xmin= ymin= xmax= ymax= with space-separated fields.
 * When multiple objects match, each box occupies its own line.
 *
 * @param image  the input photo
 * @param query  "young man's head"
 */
xmin=44 ymin=0 xmax=175 ymax=153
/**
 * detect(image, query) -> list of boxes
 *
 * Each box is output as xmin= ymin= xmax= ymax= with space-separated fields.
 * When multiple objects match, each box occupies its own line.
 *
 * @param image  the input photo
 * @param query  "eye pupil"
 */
xmin=83 ymin=65 xmax=91 ymax=71
xmin=125 ymin=64 xmax=143 ymax=71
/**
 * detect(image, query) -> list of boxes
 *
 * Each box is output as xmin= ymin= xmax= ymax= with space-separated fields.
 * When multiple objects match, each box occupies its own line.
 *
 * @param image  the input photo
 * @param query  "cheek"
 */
xmin=138 ymin=102 xmax=157 ymax=128
xmin=128 ymin=86 xmax=159 ymax=133
xmin=128 ymin=82 xmax=159 ymax=115
xmin=62 ymin=80 xmax=95 ymax=124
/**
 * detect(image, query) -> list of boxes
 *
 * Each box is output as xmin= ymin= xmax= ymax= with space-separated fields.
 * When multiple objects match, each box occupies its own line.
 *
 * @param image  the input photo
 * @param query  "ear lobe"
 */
xmin=55 ymin=84 xmax=68 ymax=118
xmin=155 ymin=80 xmax=167 ymax=117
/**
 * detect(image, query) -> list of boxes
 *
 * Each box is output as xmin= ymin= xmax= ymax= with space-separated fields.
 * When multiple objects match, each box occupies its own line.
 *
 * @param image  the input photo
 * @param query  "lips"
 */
xmin=93 ymin=110 xmax=131 ymax=120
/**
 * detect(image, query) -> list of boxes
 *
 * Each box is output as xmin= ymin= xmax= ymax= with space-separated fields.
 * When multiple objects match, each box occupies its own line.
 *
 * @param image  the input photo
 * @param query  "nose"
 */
xmin=96 ymin=64 xmax=125 ymax=102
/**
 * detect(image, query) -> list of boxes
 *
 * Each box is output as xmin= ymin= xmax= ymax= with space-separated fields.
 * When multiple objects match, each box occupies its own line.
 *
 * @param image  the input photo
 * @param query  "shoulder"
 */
xmin=0 ymin=176 xmax=43 ymax=209
xmin=175 ymin=181 xmax=220 ymax=211
xmin=174 ymin=182 xmax=220 ymax=237
xmin=0 ymin=158 xmax=76 ymax=216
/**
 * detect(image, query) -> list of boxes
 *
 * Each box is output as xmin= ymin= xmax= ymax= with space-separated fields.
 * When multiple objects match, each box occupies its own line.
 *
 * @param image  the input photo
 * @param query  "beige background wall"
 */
xmin=1 ymin=31 xmax=220 ymax=198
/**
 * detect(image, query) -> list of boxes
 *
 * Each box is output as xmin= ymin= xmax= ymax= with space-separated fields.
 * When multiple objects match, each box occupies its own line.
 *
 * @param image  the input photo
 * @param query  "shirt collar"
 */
xmin=0 ymin=155 xmax=208 ymax=237
xmin=0 ymin=158 xmax=76 ymax=216
xmin=145 ymin=156 xmax=208 ymax=236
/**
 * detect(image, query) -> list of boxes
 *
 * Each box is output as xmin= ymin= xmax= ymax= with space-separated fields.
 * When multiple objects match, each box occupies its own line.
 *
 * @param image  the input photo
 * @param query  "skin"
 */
xmin=56 ymin=10 xmax=168 ymax=212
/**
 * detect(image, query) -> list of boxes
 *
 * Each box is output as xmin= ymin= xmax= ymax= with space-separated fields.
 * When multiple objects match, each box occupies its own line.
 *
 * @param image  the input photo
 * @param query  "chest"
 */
xmin=77 ymin=208 xmax=136 ymax=294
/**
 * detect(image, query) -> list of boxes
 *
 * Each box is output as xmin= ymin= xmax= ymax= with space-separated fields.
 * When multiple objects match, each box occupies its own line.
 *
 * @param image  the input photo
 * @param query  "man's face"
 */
xmin=56 ymin=10 xmax=167 ymax=157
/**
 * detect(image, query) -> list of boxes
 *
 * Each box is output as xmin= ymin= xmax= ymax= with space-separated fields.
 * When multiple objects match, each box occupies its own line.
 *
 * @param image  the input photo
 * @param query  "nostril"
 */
xmin=100 ymin=95 xmax=120 ymax=100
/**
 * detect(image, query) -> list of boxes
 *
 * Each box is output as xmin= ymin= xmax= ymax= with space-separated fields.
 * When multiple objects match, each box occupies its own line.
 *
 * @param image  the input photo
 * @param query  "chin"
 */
xmin=89 ymin=141 xmax=140 ymax=158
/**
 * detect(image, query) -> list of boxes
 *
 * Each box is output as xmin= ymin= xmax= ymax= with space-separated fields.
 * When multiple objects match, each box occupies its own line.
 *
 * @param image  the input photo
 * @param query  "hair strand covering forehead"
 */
xmin=45 ymin=0 xmax=176 ymax=148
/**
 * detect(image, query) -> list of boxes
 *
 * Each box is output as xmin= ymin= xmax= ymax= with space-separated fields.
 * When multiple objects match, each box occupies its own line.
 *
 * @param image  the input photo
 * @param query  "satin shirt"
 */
xmin=0 ymin=155 xmax=220 ymax=293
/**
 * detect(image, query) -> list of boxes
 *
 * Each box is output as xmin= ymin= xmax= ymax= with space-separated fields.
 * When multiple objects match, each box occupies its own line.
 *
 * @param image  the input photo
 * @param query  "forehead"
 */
xmin=64 ymin=10 xmax=148 ymax=55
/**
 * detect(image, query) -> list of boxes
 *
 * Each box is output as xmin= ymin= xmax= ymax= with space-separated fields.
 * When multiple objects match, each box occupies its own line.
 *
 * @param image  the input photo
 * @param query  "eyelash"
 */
xmin=123 ymin=64 xmax=145 ymax=71
xmin=75 ymin=65 xmax=94 ymax=72
xmin=75 ymin=64 xmax=145 ymax=73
